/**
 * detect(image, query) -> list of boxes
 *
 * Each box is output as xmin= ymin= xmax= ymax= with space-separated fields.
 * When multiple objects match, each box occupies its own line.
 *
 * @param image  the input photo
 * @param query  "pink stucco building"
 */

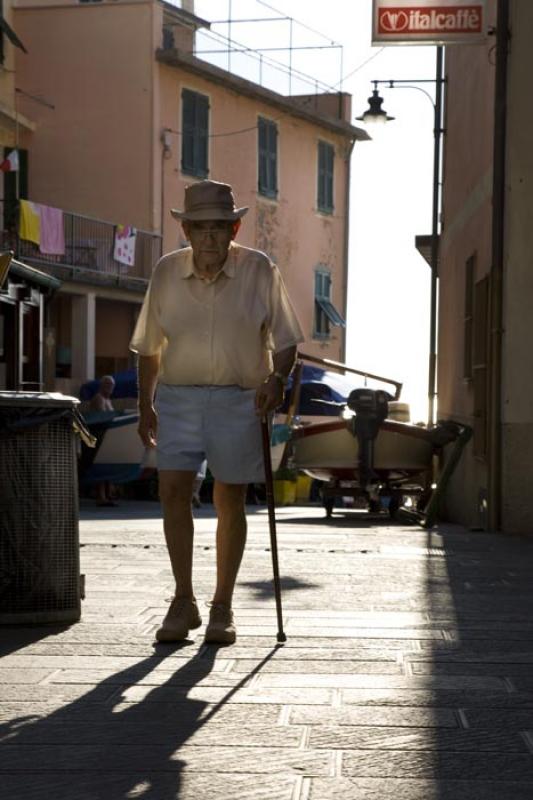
xmin=4 ymin=0 xmax=367 ymax=394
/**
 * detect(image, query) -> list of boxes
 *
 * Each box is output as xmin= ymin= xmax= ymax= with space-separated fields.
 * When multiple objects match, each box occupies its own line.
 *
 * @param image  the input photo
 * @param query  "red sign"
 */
xmin=373 ymin=1 xmax=486 ymax=45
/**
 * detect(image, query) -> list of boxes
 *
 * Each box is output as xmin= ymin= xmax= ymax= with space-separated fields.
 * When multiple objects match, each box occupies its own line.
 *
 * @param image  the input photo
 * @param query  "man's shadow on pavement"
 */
xmin=0 ymin=631 xmax=280 ymax=799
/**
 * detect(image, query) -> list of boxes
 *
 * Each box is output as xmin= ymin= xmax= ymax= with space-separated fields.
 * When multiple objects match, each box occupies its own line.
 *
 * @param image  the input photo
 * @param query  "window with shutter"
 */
xmin=313 ymin=267 xmax=345 ymax=339
xmin=181 ymin=89 xmax=209 ymax=178
xmin=317 ymin=141 xmax=334 ymax=213
xmin=258 ymin=117 xmax=278 ymax=198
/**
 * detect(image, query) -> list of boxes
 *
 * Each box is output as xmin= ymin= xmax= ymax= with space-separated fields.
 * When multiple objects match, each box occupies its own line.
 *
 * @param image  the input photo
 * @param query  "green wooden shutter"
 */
xmin=195 ymin=93 xmax=209 ymax=177
xmin=181 ymin=89 xmax=209 ymax=177
xmin=318 ymin=141 xmax=334 ymax=213
xmin=258 ymin=117 xmax=277 ymax=197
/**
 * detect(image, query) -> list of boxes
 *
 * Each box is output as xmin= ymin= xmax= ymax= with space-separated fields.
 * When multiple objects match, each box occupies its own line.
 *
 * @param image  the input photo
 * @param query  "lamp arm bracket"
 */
xmin=388 ymin=83 xmax=436 ymax=110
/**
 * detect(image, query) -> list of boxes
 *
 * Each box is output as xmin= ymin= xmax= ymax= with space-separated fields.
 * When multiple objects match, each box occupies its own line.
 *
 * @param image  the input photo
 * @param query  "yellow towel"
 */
xmin=19 ymin=199 xmax=41 ymax=245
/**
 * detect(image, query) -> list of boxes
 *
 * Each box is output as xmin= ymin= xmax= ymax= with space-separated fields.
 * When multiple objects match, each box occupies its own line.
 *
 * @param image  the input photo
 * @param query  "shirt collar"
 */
xmin=180 ymin=242 xmax=237 ymax=280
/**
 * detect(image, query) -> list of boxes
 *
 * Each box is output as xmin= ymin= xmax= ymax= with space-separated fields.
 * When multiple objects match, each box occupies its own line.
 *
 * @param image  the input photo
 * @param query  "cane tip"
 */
xmin=277 ymin=632 xmax=287 ymax=643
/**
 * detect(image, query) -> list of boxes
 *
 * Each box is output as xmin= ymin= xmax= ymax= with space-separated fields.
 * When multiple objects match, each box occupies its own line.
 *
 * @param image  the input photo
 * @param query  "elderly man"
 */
xmin=130 ymin=180 xmax=303 ymax=644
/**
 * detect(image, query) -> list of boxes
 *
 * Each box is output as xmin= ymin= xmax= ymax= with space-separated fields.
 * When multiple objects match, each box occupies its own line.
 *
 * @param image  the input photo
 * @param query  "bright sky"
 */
xmin=192 ymin=0 xmax=437 ymax=423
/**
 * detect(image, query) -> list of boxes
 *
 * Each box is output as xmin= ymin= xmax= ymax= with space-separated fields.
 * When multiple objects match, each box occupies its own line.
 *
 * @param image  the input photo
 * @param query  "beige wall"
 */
xmin=439 ymin=0 xmax=533 ymax=533
xmin=438 ymin=6 xmax=496 ymax=528
xmin=158 ymin=64 xmax=351 ymax=360
xmin=14 ymin=0 xmax=155 ymax=228
xmin=95 ymin=298 xmax=137 ymax=358
xmin=439 ymin=34 xmax=495 ymax=421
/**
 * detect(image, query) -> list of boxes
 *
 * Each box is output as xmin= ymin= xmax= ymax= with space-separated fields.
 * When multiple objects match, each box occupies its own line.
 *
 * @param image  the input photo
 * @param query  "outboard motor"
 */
xmin=347 ymin=388 xmax=392 ymax=490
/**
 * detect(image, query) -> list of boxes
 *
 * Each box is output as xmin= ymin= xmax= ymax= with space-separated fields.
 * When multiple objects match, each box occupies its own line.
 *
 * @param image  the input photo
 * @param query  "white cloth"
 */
xmin=113 ymin=224 xmax=137 ymax=267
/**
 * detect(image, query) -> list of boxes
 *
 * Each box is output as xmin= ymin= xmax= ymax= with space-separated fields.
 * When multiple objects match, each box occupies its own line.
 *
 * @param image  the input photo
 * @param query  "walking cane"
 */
xmin=261 ymin=416 xmax=287 ymax=643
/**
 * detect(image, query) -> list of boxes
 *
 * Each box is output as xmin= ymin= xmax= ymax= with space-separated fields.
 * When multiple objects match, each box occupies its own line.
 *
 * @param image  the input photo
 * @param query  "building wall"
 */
xmin=14 ymin=0 xmax=155 ymax=228
xmin=95 ymin=297 xmax=137 ymax=366
xmin=500 ymin=0 xmax=533 ymax=533
xmin=438 ymin=9 xmax=496 ymax=528
xmin=14 ymin=0 xmax=353 ymax=381
xmin=0 ymin=0 xmax=18 ymax=147
xmin=158 ymin=63 xmax=351 ymax=361
xmin=440 ymin=0 xmax=533 ymax=534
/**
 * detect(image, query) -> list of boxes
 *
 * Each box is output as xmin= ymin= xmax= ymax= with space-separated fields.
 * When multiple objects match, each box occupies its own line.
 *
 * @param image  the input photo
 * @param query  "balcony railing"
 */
xmin=0 ymin=204 xmax=162 ymax=282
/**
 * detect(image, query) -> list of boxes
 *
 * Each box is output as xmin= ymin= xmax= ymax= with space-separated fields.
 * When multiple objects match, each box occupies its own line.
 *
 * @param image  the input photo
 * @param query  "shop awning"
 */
xmin=9 ymin=258 xmax=61 ymax=290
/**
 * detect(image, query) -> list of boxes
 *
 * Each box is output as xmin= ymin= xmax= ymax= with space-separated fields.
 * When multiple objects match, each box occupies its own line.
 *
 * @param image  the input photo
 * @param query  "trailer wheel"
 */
xmin=417 ymin=489 xmax=432 ymax=512
xmin=388 ymin=495 xmax=401 ymax=519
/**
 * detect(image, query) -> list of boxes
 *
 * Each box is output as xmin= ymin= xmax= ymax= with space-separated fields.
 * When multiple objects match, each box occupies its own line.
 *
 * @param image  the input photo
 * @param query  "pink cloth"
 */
xmin=39 ymin=205 xmax=65 ymax=255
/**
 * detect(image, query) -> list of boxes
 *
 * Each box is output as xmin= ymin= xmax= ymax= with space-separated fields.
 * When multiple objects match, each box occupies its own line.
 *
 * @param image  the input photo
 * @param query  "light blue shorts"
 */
xmin=154 ymin=384 xmax=265 ymax=484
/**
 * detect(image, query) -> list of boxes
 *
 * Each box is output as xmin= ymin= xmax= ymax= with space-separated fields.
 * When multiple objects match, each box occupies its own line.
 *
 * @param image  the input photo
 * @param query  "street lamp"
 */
xmin=356 ymin=47 xmax=445 ymax=427
xmin=357 ymin=86 xmax=395 ymax=123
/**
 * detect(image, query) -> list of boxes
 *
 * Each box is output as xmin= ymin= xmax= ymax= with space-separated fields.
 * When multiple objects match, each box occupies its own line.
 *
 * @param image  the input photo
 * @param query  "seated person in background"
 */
xmin=90 ymin=375 xmax=118 ymax=507
xmin=90 ymin=375 xmax=116 ymax=412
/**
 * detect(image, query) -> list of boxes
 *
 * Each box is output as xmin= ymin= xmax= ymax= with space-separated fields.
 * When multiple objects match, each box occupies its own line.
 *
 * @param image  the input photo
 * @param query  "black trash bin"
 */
xmin=0 ymin=392 xmax=84 ymax=624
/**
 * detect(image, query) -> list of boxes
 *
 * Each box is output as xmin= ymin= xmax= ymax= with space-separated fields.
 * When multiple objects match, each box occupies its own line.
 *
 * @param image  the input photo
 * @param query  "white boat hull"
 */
xmin=291 ymin=418 xmax=434 ymax=485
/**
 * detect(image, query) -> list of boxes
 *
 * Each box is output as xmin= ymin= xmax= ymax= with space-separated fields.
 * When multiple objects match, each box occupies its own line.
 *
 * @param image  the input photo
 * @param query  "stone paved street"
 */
xmin=2 ymin=499 xmax=533 ymax=799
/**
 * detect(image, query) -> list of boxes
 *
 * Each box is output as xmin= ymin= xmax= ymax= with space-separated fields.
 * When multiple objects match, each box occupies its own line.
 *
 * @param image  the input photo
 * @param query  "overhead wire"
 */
xmin=164 ymin=0 xmax=387 ymax=141
xmin=334 ymin=47 xmax=386 ymax=86
xmin=255 ymin=0 xmax=342 ymax=46
xmin=196 ymin=25 xmax=336 ymax=93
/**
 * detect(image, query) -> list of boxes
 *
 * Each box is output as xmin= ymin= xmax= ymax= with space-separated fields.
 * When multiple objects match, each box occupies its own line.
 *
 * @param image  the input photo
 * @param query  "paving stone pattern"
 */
xmin=2 ymin=500 xmax=533 ymax=799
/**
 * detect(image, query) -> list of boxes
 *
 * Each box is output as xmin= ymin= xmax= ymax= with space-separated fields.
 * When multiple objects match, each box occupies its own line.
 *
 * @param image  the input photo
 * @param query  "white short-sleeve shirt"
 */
xmin=130 ymin=242 xmax=304 ymax=389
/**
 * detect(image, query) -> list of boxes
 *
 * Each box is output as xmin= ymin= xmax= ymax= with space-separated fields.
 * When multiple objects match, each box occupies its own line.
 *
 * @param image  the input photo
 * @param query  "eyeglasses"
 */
xmin=187 ymin=223 xmax=233 ymax=237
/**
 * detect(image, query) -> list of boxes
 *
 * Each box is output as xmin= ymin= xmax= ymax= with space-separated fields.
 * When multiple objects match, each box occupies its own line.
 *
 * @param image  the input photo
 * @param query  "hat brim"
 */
xmin=170 ymin=206 xmax=248 ymax=222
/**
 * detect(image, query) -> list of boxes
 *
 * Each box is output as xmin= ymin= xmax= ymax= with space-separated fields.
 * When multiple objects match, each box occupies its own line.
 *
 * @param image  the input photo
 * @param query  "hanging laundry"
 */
xmin=19 ymin=199 xmax=41 ymax=245
xmin=39 ymin=204 xmax=65 ymax=255
xmin=113 ymin=224 xmax=137 ymax=268
xmin=0 ymin=150 xmax=19 ymax=172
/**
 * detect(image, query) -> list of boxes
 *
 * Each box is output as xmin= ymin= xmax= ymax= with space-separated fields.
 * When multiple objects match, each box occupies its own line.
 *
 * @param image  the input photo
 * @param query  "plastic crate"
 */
xmin=273 ymin=479 xmax=296 ymax=505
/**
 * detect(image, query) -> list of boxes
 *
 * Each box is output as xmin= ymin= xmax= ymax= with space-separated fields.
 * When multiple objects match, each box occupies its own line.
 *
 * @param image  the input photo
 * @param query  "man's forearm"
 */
xmin=138 ymin=354 xmax=160 ymax=410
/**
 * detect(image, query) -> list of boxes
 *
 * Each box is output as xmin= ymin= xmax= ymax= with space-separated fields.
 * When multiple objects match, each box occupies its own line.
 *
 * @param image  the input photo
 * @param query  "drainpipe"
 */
xmin=487 ymin=0 xmax=509 ymax=532
xmin=340 ymin=136 xmax=356 ymax=363
xmin=427 ymin=46 xmax=444 ymax=427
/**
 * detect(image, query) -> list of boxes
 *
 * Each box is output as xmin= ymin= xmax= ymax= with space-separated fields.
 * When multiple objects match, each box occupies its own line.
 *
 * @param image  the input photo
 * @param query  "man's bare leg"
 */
xmin=158 ymin=470 xmax=196 ymax=598
xmin=212 ymin=481 xmax=248 ymax=607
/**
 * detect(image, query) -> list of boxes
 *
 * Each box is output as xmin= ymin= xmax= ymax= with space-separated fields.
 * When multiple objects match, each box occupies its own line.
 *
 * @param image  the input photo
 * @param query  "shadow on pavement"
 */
xmin=423 ymin=527 xmax=533 ymax=796
xmin=276 ymin=510 xmax=402 ymax=529
xmin=240 ymin=575 xmax=319 ymax=599
xmin=0 ymin=624 xmax=73 ymax=658
xmin=0 ymin=631 xmax=281 ymax=798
